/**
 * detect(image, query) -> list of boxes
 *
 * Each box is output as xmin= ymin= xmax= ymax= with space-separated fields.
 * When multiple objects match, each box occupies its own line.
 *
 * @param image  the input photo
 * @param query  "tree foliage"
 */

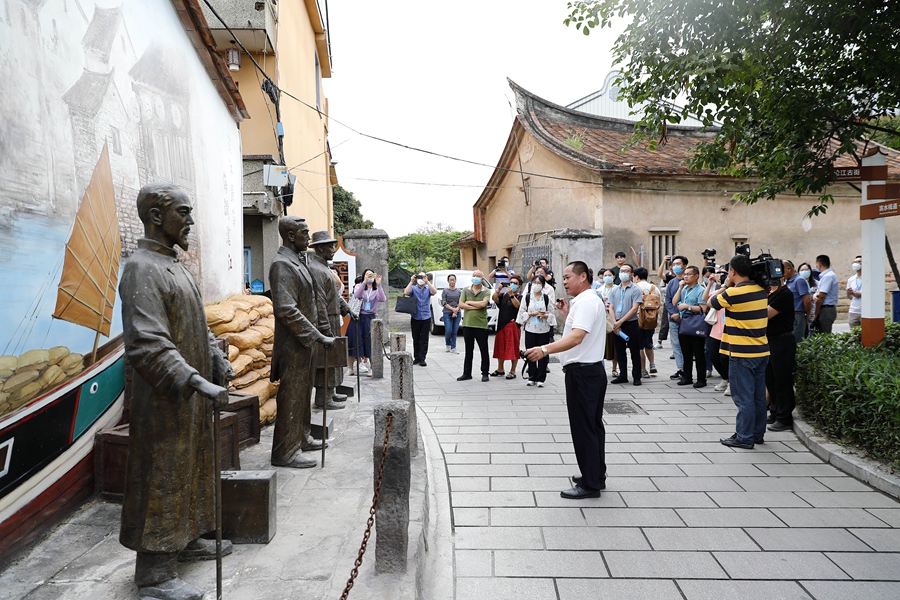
xmin=388 ymin=224 xmax=471 ymax=273
xmin=565 ymin=0 xmax=900 ymax=216
xmin=332 ymin=184 xmax=374 ymax=237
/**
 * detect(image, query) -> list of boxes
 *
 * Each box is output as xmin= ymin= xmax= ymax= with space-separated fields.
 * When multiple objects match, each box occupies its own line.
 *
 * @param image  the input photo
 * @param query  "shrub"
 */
xmin=795 ymin=322 xmax=900 ymax=468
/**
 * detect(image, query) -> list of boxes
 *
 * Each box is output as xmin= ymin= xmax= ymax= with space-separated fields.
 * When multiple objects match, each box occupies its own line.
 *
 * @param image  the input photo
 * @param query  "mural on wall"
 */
xmin=0 ymin=0 xmax=242 ymax=418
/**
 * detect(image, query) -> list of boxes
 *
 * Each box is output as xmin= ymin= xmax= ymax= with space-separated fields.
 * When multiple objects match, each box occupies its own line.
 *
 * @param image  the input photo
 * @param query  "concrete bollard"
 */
xmin=373 ymin=401 xmax=411 ymax=574
xmin=389 ymin=332 xmax=407 ymax=354
xmin=371 ymin=319 xmax=385 ymax=379
xmin=389 ymin=351 xmax=417 ymax=455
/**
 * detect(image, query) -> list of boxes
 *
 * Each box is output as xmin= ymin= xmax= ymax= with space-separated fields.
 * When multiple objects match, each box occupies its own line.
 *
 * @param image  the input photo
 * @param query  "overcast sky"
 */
xmin=323 ymin=1 xmax=626 ymax=238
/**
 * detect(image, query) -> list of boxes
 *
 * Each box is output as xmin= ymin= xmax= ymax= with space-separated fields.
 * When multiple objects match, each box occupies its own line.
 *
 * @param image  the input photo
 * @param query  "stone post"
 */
xmin=389 ymin=332 xmax=407 ymax=354
xmin=341 ymin=229 xmax=390 ymax=327
xmin=373 ymin=401 xmax=410 ymax=574
xmin=371 ymin=319 xmax=385 ymax=379
xmin=389 ymin=351 xmax=417 ymax=455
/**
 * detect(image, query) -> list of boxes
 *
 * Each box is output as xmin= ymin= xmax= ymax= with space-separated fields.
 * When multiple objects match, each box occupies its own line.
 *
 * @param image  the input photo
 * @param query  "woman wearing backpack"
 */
xmin=633 ymin=267 xmax=661 ymax=377
xmin=517 ymin=275 xmax=556 ymax=386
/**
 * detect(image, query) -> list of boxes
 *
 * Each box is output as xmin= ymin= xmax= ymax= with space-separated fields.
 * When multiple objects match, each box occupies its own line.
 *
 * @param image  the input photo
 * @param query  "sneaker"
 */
xmin=358 ymin=363 xmax=369 ymax=374
xmin=641 ymin=369 xmax=650 ymax=379
xmin=767 ymin=421 xmax=792 ymax=432
xmin=612 ymin=370 xmax=620 ymax=378
xmin=446 ymin=345 xmax=451 ymax=352
xmin=536 ymin=382 xmax=544 ymax=388
xmin=649 ymin=364 xmax=658 ymax=375
xmin=669 ymin=370 xmax=684 ymax=380
xmin=720 ymin=434 xmax=754 ymax=449
xmin=714 ymin=380 xmax=729 ymax=392
xmin=451 ymin=347 xmax=459 ymax=354
xmin=724 ymin=383 xmax=731 ymax=396
xmin=419 ymin=361 xmax=427 ymax=367
xmin=766 ymin=413 xmax=776 ymax=424
xmin=654 ymin=342 xmax=663 ymax=349
xmin=669 ymin=353 xmax=675 ymax=359
xmin=526 ymin=380 xmax=536 ymax=386
xmin=706 ymin=370 xmax=713 ymax=379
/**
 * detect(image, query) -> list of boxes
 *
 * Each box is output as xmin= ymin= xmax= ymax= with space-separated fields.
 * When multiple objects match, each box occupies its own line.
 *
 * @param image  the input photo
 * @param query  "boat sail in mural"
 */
xmin=0 ymin=145 xmax=126 ymax=556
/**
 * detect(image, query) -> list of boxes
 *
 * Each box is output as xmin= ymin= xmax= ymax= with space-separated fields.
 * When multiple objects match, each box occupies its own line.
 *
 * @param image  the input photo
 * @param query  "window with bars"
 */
xmin=650 ymin=232 xmax=678 ymax=270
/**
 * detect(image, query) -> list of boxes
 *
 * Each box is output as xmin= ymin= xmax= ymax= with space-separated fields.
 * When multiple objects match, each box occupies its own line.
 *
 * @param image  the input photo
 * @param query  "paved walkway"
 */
xmin=412 ymin=333 xmax=900 ymax=600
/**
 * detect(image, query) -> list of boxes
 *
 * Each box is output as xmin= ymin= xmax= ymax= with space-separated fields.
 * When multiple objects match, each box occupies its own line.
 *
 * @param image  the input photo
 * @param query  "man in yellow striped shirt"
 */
xmin=708 ymin=255 xmax=770 ymax=449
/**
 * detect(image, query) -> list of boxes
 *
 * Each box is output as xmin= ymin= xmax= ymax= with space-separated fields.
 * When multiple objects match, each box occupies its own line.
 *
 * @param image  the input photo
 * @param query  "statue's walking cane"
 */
xmin=213 ymin=400 xmax=223 ymax=599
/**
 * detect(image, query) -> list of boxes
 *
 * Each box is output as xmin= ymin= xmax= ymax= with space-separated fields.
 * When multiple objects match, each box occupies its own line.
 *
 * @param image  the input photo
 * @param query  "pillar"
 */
xmin=373 ymin=401 xmax=410 ymax=573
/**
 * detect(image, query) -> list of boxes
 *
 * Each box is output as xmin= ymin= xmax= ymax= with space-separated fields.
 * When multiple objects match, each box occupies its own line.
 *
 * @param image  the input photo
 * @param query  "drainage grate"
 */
xmin=603 ymin=399 xmax=646 ymax=415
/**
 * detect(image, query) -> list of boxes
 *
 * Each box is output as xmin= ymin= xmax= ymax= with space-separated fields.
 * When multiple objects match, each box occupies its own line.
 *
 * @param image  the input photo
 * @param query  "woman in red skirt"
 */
xmin=490 ymin=274 xmax=523 ymax=379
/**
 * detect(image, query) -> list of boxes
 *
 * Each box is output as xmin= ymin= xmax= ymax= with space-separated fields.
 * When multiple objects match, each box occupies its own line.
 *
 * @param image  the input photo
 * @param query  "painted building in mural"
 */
xmin=0 ymin=0 xmax=247 ymax=559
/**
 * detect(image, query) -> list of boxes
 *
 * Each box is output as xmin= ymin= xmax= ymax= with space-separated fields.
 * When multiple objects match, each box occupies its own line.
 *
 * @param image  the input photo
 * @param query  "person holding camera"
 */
xmin=708 ymin=255 xmax=770 ymax=449
xmin=702 ymin=268 xmax=730 ymax=394
xmin=517 ymin=274 xmax=556 ymax=386
xmin=491 ymin=274 xmax=523 ymax=379
xmin=441 ymin=274 xmax=462 ymax=353
xmin=525 ymin=265 xmax=556 ymax=305
xmin=656 ymin=256 xmax=677 ymax=346
xmin=673 ymin=265 xmax=708 ymax=388
xmin=489 ymin=256 xmax=515 ymax=286
xmin=404 ymin=272 xmax=437 ymax=366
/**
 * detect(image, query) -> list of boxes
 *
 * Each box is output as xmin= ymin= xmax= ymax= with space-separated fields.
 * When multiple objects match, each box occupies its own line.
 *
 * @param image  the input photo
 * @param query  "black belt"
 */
xmin=822 ymin=304 xmax=836 ymax=308
xmin=562 ymin=360 xmax=603 ymax=374
xmin=795 ymin=312 xmax=806 ymax=315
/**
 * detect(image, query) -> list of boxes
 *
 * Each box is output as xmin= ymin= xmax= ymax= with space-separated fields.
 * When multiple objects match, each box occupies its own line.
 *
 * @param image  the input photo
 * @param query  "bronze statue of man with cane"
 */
xmin=119 ymin=183 xmax=233 ymax=600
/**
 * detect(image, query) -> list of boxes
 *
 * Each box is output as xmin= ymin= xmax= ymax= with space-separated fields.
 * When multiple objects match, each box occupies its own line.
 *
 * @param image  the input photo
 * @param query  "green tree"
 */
xmin=332 ymin=184 xmax=374 ymax=237
xmin=388 ymin=225 xmax=471 ymax=273
xmin=565 ymin=0 xmax=900 ymax=216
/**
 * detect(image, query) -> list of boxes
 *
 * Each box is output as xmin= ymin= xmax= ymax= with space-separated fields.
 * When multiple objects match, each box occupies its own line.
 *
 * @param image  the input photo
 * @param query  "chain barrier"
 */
xmin=339 ymin=412 xmax=393 ymax=600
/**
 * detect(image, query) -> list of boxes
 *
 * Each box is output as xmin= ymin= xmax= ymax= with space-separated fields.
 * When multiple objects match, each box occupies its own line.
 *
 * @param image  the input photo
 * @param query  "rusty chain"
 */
xmin=339 ymin=412 xmax=393 ymax=600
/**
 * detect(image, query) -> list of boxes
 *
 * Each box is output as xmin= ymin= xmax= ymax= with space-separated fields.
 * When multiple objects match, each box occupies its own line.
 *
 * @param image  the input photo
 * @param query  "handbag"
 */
xmin=680 ymin=311 xmax=712 ymax=337
xmin=704 ymin=306 xmax=718 ymax=326
xmin=395 ymin=295 xmax=417 ymax=315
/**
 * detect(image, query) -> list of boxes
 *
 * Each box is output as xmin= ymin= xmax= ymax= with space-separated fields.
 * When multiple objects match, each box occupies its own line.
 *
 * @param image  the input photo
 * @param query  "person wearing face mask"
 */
xmin=457 ymin=270 xmax=492 ymax=382
xmin=594 ymin=269 xmax=620 ymax=376
xmin=664 ymin=255 xmax=689 ymax=381
xmin=441 ymin=274 xmax=462 ymax=353
xmin=810 ymin=254 xmax=838 ymax=334
xmin=673 ymin=265 xmax=708 ymax=388
xmin=491 ymin=274 xmax=523 ymax=379
xmin=348 ymin=269 xmax=386 ymax=376
xmin=527 ymin=266 xmax=556 ymax=304
xmin=846 ymin=255 xmax=862 ymax=328
xmin=783 ymin=260 xmax=812 ymax=343
xmin=404 ymin=271 xmax=437 ymax=366
xmin=607 ymin=265 xmax=643 ymax=385
xmin=517 ymin=275 xmax=556 ymax=386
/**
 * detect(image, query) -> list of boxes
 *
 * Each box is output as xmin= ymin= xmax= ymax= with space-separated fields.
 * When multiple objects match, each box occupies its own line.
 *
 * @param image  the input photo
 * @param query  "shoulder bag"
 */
xmin=395 ymin=295 xmax=417 ymax=315
xmin=681 ymin=311 xmax=712 ymax=337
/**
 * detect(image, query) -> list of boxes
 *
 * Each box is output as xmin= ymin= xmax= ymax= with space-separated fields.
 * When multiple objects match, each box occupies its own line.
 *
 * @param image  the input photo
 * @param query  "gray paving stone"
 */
xmin=522 ymin=442 xmax=576 ymax=453
xmin=651 ymin=477 xmax=742 ymax=492
xmin=454 ymin=526 xmax=544 ymax=549
xmin=775 ymin=452 xmax=827 ymax=464
xmin=613 ymin=433 xmax=687 ymax=443
xmin=800 ymin=581 xmax=900 ymax=600
xmin=702 ymin=452 xmax=788 ymax=464
xmin=657 ymin=442 xmax=736 ymax=453
xmin=865 ymin=509 xmax=900 ymax=527
xmin=542 ymin=526 xmax=650 ymax=550
xmin=633 ymin=453 xmax=713 ymax=464
xmin=604 ymin=550 xmax=726 ymax=578
xmin=456 ymin=577 xmax=557 ymax=600
xmin=490 ymin=507 xmax=588 ymax=526
xmin=582 ymin=508 xmax=684 ymax=527
xmin=677 ymin=508 xmax=785 ymax=528
xmin=795 ymin=491 xmax=900 ymax=508
xmin=745 ymin=528 xmax=873 ymax=551
xmin=620 ymin=491 xmax=717 ymax=508
xmin=450 ymin=477 xmax=490 ymax=492
xmin=490 ymin=433 xmax=557 ymax=443
xmin=452 ymin=491 xmax=535 ymax=507
xmin=772 ymin=508 xmax=892 ymax=528
xmin=680 ymin=464 xmax=767 ymax=477
xmin=733 ymin=477 xmax=831 ymax=492
xmin=815 ymin=476 xmax=875 ymax=492
xmin=708 ymin=491 xmax=811 ymax=507
xmin=453 ymin=443 xmax=525 ymax=453
xmin=444 ymin=453 xmax=491 ymax=464
xmin=457 ymin=425 xmax=519 ymax=434
xmin=557 ymin=578 xmax=683 ymax=600
xmin=492 ymin=453 xmax=564 ymax=465
xmin=447 ymin=464 xmax=528 ymax=477
xmin=678 ymin=580 xmax=813 ymax=600
xmin=826 ymin=552 xmax=900 ymax=580
xmin=607 ymin=465 xmax=687 ymax=477
xmin=491 ymin=477 xmax=572 ymax=491
xmin=606 ymin=442 xmax=664 ymax=453
xmin=756 ymin=463 xmax=846 ymax=477
xmin=493 ymin=549 xmax=608 ymax=577
xmin=643 ymin=527 xmax=758 ymax=551
xmin=849 ymin=528 xmax=900 ymax=551
xmin=455 ymin=550 xmax=493 ymax=577
xmin=534 ymin=491 xmax=627 ymax=508
xmin=714 ymin=551 xmax=849 ymax=579
xmin=639 ymin=424 xmax=708 ymax=433
xmin=453 ymin=508 xmax=489 ymax=526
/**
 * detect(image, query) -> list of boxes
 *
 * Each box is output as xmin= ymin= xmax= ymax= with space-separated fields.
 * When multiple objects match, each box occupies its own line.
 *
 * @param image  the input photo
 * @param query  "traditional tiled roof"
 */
xmin=452 ymin=232 xmax=477 ymax=247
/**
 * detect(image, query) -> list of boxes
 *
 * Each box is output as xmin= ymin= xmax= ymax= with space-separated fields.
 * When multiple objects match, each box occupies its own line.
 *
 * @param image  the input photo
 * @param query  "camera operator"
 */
xmin=702 ymin=268 xmax=729 ymax=394
xmin=489 ymin=256 xmax=515 ymax=287
xmin=526 ymin=257 xmax=553 ymax=282
xmin=765 ymin=274 xmax=797 ymax=432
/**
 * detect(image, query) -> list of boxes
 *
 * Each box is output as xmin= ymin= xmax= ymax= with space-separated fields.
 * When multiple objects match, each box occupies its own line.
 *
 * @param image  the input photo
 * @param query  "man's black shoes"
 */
xmin=560 ymin=485 xmax=602 ymax=499
xmin=481 ymin=375 xmax=490 ymax=382
xmin=720 ymin=434 xmax=754 ymax=449
xmin=610 ymin=376 xmax=628 ymax=384
xmin=457 ymin=375 xmax=472 ymax=381
xmin=677 ymin=378 xmax=693 ymax=386
xmin=571 ymin=475 xmax=606 ymax=490
xmin=670 ymin=370 xmax=684 ymax=380
xmin=767 ymin=421 xmax=792 ymax=432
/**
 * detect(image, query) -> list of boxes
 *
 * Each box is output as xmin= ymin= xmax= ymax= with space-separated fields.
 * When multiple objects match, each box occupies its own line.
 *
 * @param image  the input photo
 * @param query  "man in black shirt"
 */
xmin=766 ymin=278 xmax=797 ymax=431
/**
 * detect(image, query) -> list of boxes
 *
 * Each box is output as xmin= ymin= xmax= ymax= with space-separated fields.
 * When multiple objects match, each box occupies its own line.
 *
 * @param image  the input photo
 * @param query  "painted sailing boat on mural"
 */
xmin=0 ymin=144 xmax=126 ymax=562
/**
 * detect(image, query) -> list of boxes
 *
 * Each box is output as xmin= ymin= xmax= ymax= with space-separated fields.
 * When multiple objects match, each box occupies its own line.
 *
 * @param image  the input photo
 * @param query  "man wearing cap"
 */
xmin=308 ymin=231 xmax=354 ymax=410
xmin=269 ymin=217 xmax=334 ymax=469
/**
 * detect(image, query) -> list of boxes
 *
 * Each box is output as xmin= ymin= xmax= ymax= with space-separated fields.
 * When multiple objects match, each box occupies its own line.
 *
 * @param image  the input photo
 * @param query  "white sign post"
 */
xmin=860 ymin=150 xmax=889 ymax=347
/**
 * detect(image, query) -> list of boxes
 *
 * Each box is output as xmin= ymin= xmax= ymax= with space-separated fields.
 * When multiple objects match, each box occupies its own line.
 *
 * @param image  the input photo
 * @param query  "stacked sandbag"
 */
xmin=0 ymin=346 xmax=84 ymax=417
xmin=205 ymin=295 xmax=278 ymax=425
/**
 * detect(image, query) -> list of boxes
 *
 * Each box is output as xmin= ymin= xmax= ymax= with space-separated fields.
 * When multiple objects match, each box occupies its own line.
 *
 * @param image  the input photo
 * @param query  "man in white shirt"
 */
xmin=524 ymin=261 xmax=608 ymax=499
xmin=846 ymin=255 xmax=862 ymax=328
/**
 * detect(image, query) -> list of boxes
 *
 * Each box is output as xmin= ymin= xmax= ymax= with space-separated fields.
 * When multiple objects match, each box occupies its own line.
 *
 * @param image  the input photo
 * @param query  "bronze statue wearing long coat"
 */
xmin=269 ymin=245 xmax=325 ymax=463
xmin=307 ymin=250 xmax=350 ymax=390
xmin=119 ymin=239 xmax=230 ymax=553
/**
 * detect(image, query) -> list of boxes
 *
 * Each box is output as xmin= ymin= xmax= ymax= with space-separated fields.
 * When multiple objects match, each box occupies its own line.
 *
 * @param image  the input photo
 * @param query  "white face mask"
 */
xmin=619 ymin=272 xmax=631 ymax=283
xmin=851 ymin=263 xmax=861 ymax=271
xmin=799 ymin=270 xmax=811 ymax=279
xmin=532 ymin=283 xmax=543 ymax=292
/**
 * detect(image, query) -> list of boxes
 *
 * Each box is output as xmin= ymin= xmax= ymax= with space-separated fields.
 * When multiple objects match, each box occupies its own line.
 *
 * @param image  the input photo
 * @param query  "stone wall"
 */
xmin=342 ymin=229 xmax=390 ymax=326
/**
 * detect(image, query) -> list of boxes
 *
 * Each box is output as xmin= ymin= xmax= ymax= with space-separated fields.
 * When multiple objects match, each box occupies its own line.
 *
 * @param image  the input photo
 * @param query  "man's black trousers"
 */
xmin=410 ymin=317 xmax=430 ymax=363
xmin=564 ymin=362 xmax=608 ymax=491
xmin=462 ymin=326 xmax=490 ymax=377
xmin=766 ymin=332 xmax=797 ymax=424
xmin=613 ymin=320 xmax=642 ymax=381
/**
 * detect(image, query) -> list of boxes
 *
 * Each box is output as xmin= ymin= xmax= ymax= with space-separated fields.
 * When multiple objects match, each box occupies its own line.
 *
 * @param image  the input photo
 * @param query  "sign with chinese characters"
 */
xmin=831 ymin=165 xmax=888 ymax=182
xmin=860 ymin=200 xmax=900 ymax=220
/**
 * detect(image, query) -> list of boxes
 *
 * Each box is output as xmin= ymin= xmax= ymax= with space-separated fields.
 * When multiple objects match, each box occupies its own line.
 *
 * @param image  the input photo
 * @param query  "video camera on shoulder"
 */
xmin=701 ymin=248 xmax=717 ymax=267
xmin=735 ymin=244 xmax=783 ymax=287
